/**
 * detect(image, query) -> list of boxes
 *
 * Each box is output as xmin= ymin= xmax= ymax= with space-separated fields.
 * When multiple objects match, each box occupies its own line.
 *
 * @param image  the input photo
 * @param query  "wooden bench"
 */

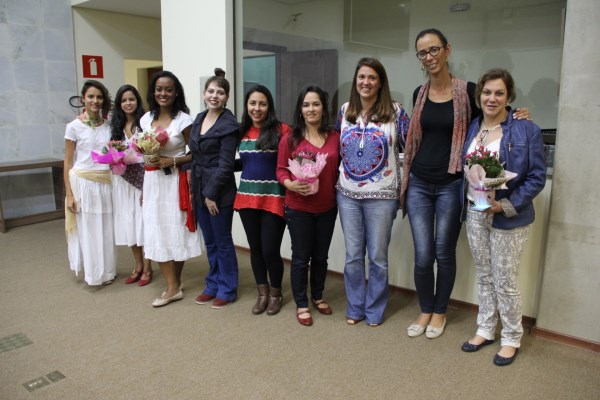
xmin=0 ymin=158 xmax=65 ymax=233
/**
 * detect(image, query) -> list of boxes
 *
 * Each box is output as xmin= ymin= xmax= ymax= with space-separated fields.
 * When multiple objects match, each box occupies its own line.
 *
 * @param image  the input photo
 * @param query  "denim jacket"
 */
xmin=461 ymin=109 xmax=546 ymax=230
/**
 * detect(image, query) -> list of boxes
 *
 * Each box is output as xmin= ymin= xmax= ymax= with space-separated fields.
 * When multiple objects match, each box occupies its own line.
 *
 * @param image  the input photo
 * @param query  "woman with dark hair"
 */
xmin=337 ymin=57 xmax=410 ymax=327
xmin=189 ymin=68 xmax=240 ymax=310
xmin=460 ymin=68 xmax=545 ymax=366
xmin=64 ymin=80 xmax=116 ymax=285
xmin=276 ymin=86 xmax=340 ymax=326
xmin=401 ymin=29 xmax=529 ymax=338
xmin=110 ymin=85 xmax=153 ymax=286
xmin=141 ymin=70 xmax=202 ymax=307
xmin=234 ymin=85 xmax=290 ymax=315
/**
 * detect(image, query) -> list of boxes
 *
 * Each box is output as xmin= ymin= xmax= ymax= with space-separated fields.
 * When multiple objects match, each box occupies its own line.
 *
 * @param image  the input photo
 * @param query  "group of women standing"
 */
xmin=64 ymin=27 xmax=546 ymax=366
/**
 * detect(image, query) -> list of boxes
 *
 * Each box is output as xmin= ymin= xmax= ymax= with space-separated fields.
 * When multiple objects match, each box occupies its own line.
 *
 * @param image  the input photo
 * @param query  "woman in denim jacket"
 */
xmin=460 ymin=68 xmax=546 ymax=366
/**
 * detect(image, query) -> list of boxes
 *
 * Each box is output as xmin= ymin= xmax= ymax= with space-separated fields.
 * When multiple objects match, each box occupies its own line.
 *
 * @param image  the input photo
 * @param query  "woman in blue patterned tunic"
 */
xmin=337 ymin=57 xmax=410 ymax=326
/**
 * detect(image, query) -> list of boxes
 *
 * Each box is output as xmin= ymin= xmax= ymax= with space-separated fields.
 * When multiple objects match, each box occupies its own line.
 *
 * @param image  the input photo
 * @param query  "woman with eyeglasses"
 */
xmin=400 ymin=29 xmax=529 ymax=339
xmin=141 ymin=71 xmax=202 ymax=307
xmin=337 ymin=57 xmax=410 ymax=327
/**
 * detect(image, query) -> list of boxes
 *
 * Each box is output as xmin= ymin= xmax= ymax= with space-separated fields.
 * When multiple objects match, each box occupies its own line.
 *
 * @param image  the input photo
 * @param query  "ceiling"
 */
xmin=71 ymin=0 xmax=161 ymax=19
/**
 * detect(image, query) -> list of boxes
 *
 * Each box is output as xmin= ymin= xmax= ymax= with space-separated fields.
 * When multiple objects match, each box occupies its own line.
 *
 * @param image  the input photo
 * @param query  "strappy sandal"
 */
xmin=296 ymin=308 xmax=313 ymax=326
xmin=138 ymin=270 xmax=153 ymax=286
xmin=124 ymin=270 xmax=142 ymax=284
xmin=311 ymin=299 xmax=332 ymax=315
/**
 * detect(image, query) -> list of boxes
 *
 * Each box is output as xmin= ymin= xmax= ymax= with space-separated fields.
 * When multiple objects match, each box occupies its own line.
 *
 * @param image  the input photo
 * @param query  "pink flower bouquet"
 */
xmin=465 ymin=146 xmax=517 ymax=209
xmin=287 ymin=149 xmax=328 ymax=195
xmin=91 ymin=141 xmax=141 ymax=175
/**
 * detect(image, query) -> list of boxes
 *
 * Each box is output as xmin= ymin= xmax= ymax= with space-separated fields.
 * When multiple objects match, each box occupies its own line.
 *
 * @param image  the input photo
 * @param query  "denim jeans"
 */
xmin=197 ymin=205 xmax=239 ymax=302
xmin=284 ymin=206 xmax=337 ymax=308
xmin=405 ymin=174 xmax=462 ymax=314
xmin=337 ymin=192 xmax=399 ymax=325
xmin=238 ymin=208 xmax=286 ymax=288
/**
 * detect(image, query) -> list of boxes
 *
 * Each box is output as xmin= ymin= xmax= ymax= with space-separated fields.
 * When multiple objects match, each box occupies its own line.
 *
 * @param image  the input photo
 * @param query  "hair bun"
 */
xmin=214 ymin=67 xmax=226 ymax=78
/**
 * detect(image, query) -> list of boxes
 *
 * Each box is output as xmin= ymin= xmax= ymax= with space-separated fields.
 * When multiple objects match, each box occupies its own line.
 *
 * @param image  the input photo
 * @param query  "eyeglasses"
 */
xmin=416 ymin=46 xmax=446 ymax=60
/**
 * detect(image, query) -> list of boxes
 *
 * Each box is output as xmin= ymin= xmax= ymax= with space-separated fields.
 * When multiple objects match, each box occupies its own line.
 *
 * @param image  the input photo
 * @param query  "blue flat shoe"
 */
xmin=493 ymin=348 xmax=519 ymax=366
xmin=461 ymin=339 xmax=495 ymax=352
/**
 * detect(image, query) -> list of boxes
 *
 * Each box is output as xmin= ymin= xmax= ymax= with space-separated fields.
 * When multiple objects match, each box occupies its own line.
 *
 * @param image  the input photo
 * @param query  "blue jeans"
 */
xmin=284 ymin=206 xmax=337 ymax=308
xmin=337 ymin=193 xmax=399 ymax=325
xmin=197 ymin=205 xmax=239 ymax=302
xmin=405 ymin=174 xmax=462 ymax=314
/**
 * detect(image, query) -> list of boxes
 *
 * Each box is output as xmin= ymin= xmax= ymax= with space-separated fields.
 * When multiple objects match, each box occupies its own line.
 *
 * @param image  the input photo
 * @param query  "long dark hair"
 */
xmin=80 ymin=80 xmax=111 ymax=117
xmin=110 ymin=85 xmax=144 ymax=141
xmin=147 ymin=70 xmax=189 ymax=119
xmin=240 ymin=85 xmax=281 ymax=151
xmin=289 ymin=86 xmax=330 ymax=151
xmin=346 ymin=57 xmax=395 ymax=124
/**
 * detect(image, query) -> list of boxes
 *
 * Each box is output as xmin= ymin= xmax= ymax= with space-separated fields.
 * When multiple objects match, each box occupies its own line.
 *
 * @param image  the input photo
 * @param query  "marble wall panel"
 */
xmin=14 ymin=59 xmax=46 ymax=92
xmin=16 ymin=92 xmax=49 ymax=125
xmin=46 ymin=60 xmax=77 ymax=92
xmin=48 ymin=91 xmax=78 ymax=125
xmin=44 ymin=28 xmax=74 ymax=61
xmin=0 ymin=24 xmax=11 ymax=57
xmin=0 ymin=91 xmax=17 ymax=126
xmin=5 ymin=0 xmax=41 ymax=26
xmin=19 ymin=125 xmax=51 ymax=158
xmin=42 ymin=0 xmax=73 ymax=30
xmin=0 ymin=56 xmax=15 ymax=91
xmin=49 ymin=123 xmax=67 ymax=158
xmin=9 ymin=24 xmax=43 ymax=59
xmin=0 ymin=125 xmax=20 ymax=162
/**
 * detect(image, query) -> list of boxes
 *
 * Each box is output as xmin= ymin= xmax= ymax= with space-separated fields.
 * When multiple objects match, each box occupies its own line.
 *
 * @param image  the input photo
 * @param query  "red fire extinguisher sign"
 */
xmin=82 ymin=55 xmax=104 ymax=78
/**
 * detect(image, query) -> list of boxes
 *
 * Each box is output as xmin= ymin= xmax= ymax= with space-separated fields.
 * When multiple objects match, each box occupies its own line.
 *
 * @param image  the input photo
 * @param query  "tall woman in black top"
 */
xmin=400 ymin=28 xmax=529 ymax=339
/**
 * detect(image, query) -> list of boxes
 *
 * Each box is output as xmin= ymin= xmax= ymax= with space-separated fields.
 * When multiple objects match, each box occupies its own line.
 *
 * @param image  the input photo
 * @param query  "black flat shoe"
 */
xmin=461 ymin=339 xmax=495 ymax=352
xmin=493 ymin=348 xmax=519 ymax=366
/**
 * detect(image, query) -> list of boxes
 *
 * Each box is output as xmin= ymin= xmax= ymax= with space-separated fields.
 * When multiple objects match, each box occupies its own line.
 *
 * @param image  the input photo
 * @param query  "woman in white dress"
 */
xmin=64 ymin=80 xmax=116 ymax=285
xmin=110 ymin=85 xmax=153 ymax=286
xmin=141 ymin=71 xmax=202 ymax=307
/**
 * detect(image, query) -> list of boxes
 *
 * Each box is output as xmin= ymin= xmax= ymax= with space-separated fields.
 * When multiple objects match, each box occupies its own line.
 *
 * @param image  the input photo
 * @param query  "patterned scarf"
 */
xmin=400 ymin=76 xmax=471 ymax=214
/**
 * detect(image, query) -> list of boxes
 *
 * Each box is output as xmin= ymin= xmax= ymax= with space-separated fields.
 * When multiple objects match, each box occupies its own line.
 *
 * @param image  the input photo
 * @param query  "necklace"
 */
xmin=478 ymin=122 xmax=501 ymax=146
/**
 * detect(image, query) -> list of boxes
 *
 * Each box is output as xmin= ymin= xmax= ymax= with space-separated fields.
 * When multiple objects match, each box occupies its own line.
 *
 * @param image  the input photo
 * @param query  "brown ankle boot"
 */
xmin=252 ymin=284 xmax=270 ymax=315
xmin=266 ymin=287 xmax=282 ymax=316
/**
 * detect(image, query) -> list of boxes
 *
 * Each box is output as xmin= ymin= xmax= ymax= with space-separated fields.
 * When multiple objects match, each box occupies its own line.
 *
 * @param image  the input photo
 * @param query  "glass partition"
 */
xmin=240 ymin=0 xmax=565 ymax=131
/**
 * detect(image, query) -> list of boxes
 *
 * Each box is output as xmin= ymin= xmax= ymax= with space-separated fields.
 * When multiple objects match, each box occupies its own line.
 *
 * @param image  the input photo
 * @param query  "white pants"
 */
xmin=465 ymin=209 xmax=529 ymax=347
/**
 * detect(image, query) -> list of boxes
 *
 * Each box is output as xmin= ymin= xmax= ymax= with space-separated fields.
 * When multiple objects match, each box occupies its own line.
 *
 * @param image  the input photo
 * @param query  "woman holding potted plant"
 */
xmin=276 ymin=86 xmax=340 ymax=326
xmin=460 ymin=68 xmax=546 ymax=366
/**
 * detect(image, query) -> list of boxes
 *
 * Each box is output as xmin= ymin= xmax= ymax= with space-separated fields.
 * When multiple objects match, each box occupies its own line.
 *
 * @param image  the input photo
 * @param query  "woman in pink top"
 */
xmin=277 ymin=86 xmax=340 ymax=326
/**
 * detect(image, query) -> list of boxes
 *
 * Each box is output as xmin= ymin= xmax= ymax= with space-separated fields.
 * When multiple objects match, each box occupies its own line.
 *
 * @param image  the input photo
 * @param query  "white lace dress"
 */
xmin=140 ymin=111 xmax=202 ymax=262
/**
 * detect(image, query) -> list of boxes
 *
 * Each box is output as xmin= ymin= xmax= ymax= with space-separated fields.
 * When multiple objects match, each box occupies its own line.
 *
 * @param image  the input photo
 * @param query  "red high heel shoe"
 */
xmin=138 ymin=271 xmax=153 ymax=286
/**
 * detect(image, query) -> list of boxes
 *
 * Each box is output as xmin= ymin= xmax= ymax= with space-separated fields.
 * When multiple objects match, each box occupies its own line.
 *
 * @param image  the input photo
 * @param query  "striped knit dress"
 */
xmin=234 ymin=124 xmax=290 ymax=217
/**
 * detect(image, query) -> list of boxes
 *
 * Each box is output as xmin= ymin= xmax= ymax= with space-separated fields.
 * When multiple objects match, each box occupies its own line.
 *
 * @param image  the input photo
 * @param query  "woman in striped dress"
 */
xmin=234 ymin=85 xmax=290 ymax=316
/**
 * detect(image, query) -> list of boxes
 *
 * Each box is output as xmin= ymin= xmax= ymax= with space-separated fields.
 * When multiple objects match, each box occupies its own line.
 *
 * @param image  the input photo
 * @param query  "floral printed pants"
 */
xmin=465 ymin=209 xmax=530 ymax=348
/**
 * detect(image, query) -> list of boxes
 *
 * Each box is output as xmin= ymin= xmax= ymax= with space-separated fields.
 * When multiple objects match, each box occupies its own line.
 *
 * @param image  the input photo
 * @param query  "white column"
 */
xmin=161 ymin=0 xmax=236 ymax=116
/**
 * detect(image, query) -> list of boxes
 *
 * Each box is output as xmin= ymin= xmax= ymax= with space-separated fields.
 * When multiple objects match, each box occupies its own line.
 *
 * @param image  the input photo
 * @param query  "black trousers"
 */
xmin=284 ymin=206 xmax=337 ymax=308
xmin=239 ymin=208 xmax=286 ymax=289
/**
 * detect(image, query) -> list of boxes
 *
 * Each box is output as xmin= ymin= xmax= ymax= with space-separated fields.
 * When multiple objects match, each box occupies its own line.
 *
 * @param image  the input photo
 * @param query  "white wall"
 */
xmin=72 ymin=8 xmax=162 ymax=97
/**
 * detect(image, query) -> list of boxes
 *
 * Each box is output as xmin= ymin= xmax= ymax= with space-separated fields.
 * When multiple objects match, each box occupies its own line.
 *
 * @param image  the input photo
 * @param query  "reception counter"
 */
xmin=232 ymin=175 xmax=553 ymax=318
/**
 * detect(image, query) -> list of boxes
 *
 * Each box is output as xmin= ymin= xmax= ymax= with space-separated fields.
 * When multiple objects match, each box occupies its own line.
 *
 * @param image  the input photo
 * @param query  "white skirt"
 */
xmin=142 ymin=169 xmax=202 ymax=262
xmin=112 ymin=174 xmax=144 ymax=246
xmin=67 ymin=175 xmax=116 ymax=285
